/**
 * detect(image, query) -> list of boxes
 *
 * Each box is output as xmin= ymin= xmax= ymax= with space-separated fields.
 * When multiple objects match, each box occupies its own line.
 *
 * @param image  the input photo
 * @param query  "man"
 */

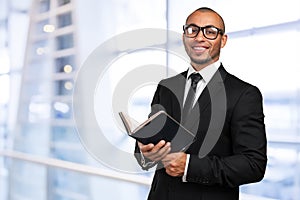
xmin=134 ymin=7 xmax=267 ymax=200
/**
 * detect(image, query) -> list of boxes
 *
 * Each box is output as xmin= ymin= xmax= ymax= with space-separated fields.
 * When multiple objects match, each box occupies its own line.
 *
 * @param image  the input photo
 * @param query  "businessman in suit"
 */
xmin=134 ymin=7 xmax=267 ymax=200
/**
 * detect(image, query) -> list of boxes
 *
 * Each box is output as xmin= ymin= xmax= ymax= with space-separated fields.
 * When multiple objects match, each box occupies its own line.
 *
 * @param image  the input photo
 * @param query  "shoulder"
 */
xmin=226 ymin=72 xmax=253 ymax=88
xmin=223 ymin=68 xmax=263 ymax=101
xmin=157 ymin=71 xmax=187 ymax=89
xmin=159 ymin=71 xmax=187 ymax=83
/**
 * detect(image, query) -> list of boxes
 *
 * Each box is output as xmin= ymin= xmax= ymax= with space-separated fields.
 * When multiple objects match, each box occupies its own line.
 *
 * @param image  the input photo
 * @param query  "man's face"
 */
xmin=183 ymin=11 xmax=227 ymax=70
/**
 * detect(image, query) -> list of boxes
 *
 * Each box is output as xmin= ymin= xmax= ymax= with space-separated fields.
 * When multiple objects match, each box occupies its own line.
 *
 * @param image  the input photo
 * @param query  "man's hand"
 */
xmin=161 ymin=152 xmax=187 ymax=177
xmin=138 ymin=140 xmax=171 ymax=162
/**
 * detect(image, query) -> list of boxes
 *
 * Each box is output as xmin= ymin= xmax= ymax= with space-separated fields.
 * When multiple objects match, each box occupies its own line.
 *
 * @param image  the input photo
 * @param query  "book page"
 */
xmin=127 ymin=114 xmax=140 ymax=132
xmin=132 ymin=110 xmax=164 ymax=133
xmin=119 ymin=112 xmax=141 ymax=134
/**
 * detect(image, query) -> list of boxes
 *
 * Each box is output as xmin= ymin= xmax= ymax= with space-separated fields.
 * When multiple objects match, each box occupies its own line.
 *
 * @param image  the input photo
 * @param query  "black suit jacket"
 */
xmin=135 ymin=65 xmax=267 ymax=200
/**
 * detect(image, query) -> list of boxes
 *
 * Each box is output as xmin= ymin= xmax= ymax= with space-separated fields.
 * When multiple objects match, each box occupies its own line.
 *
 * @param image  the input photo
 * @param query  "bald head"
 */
xmin=186 ymin=7 xmax=225 ymax=33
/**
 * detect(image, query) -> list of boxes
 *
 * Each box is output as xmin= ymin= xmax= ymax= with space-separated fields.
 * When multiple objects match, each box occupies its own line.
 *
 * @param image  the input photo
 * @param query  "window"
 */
xmin=56 ymin=34 xmax=74 ymax=50
xmin=55 ymin=55 xmax=75 ymax=73
xmin=35 ymin=19 xmax=50 ymax=35
xmin=38 ymin=0 xmax=50 ymax=13
xmin=57 ymin=0 xmax=71 ymax=7
xmin=57 ymin=12 xmax=72 ymax=28
xmin=54 ymin=80 xmax=74 ymax=95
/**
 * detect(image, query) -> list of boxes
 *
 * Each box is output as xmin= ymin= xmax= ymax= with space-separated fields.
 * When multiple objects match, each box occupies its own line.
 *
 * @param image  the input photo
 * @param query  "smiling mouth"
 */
xmin=192 ymin=46 xmax=207 ymax=53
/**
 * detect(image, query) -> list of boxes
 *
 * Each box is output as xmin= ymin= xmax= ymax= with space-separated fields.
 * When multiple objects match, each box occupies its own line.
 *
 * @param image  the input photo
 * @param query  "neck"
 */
xmin=191 ymin=59 xmax=219 ymax=71
xmin=191 ymin=62 xmax=212 ymax=71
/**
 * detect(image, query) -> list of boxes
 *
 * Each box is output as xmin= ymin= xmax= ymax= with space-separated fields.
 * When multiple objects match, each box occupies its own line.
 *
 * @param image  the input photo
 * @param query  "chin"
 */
xmin=192 ymin=58 xmax=212 ymax=65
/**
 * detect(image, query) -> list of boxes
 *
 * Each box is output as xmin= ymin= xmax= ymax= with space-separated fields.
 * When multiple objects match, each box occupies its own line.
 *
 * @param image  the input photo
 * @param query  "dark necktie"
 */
xmin=182 ymin=73 xmax=202 ymax=123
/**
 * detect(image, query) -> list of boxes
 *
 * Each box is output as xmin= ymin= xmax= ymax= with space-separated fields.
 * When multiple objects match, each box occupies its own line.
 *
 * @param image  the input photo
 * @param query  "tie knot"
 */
xmin=189 ymin=73 xmax=202 ymax=89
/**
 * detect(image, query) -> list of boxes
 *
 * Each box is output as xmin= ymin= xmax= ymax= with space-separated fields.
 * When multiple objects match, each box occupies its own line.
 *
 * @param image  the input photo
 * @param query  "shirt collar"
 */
xmin=187 ymin=60 xmax=221 ymax=83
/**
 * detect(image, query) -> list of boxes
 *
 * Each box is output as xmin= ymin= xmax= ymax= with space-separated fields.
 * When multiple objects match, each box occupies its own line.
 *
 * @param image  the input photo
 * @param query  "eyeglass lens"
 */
xmin=185 ymin=25 xmax=219 ymax=39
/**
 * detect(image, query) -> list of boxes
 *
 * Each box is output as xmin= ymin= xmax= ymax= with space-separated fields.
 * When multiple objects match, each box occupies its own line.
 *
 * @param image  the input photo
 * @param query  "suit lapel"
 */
xmin=158 ymin=71 xmax=187 ymax=122
xmin=170 ymin=71 xmax=187 ymax=122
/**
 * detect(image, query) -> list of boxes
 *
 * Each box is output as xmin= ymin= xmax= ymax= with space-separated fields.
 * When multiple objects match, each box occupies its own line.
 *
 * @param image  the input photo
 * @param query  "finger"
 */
xmin=145 ymin=143 xmax=169 ymax=161
xmin=151 ymin=143 xmax=171 ymax=161
xmin=162 ymin=160 xmax=171 ymax=167
xmin=165 ymin=166 xmax=176 ymax=176
xmin=139 ymin=143 xmax=154 ymax=153
xmin=143 ymin=141 xmax=167 ymax=158
xmin=162 ymin=158 xmax=173 ymax=167
xmin=166 ymin=165 xmax=181 ymax=177
xmin=151 ymin=140 xmax=166 ymax=152
xmin=161 ymin=152 xmax=177 ymax=162
xmin=137 ymin=141 xmax=144 ymax=149
xmin=161 ymin=152 xmax=182 ymax=167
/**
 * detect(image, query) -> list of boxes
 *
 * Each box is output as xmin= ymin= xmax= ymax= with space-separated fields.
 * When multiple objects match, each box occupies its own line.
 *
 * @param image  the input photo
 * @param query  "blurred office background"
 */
xmin=0 ymin=0 xmax=300 ymax=199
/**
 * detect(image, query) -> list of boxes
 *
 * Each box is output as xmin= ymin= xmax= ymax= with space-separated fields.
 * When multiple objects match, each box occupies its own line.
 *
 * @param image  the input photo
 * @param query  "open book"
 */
xmin=119 ymin=110 xmax=196 ymax=152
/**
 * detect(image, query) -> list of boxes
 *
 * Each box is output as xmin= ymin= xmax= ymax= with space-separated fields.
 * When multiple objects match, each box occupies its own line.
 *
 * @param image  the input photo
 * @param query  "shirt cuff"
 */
xmin=182 ymin=154 xmax=190 ymax=182
xmin=140 ymin=149 xmax=156 ymax=168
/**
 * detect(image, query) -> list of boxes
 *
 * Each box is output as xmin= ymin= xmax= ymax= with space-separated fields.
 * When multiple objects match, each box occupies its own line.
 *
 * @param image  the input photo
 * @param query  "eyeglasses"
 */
xmin=183 ymin=24 xmax=224 ymax=40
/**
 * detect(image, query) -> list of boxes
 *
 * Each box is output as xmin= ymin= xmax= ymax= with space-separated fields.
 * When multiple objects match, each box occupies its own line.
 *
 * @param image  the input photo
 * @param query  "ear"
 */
xmin=221 ymin=34 xmax=228 ymax=48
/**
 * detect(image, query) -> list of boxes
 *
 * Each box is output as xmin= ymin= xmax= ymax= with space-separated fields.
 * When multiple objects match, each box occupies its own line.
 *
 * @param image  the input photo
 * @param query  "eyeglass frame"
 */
xmin=183 ymin=24 xmax=224 ymax=40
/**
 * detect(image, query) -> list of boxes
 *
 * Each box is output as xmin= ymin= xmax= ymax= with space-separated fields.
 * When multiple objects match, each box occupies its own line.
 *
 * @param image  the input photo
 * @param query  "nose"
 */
xmin=194 ymin=30 xmax=205 ymax=41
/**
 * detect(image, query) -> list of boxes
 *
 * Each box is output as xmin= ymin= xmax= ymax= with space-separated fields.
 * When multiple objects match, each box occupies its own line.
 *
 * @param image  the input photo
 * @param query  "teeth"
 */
xmin=193 ymin=47 xmax=206 ymax=50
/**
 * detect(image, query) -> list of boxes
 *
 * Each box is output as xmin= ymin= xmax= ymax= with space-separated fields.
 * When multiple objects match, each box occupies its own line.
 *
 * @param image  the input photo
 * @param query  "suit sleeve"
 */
xmin=186 ymin=86 xmax=267 ymax=188
xmin=134 ymin=83 xmax=163 ymax=170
